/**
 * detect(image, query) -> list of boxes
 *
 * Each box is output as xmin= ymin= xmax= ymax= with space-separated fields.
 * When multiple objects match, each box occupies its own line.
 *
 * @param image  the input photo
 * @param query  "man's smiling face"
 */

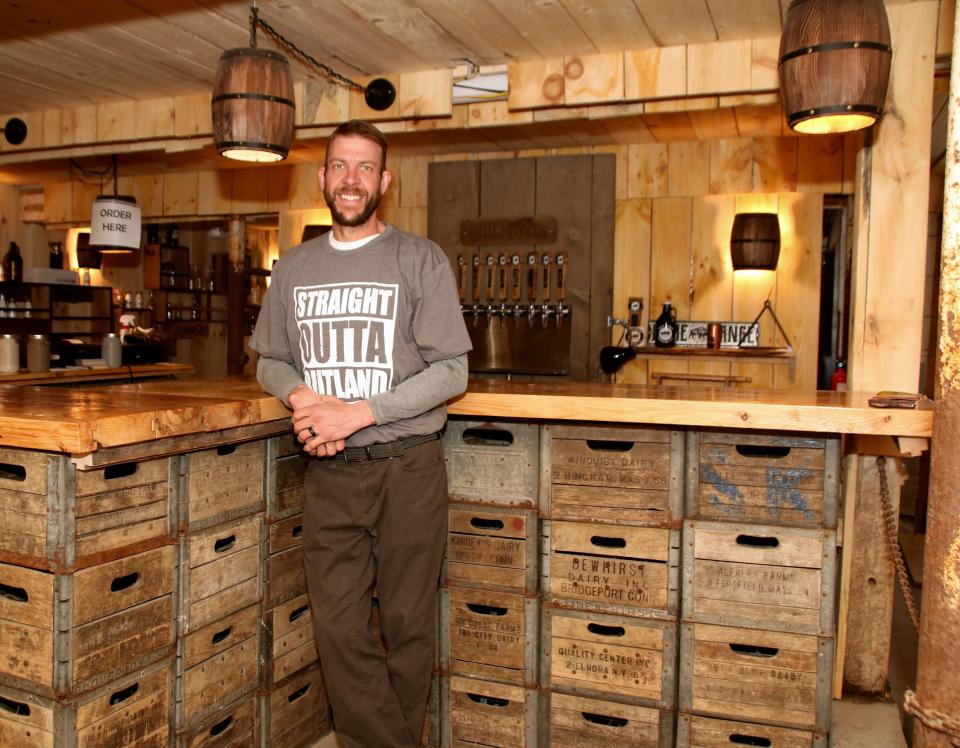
xmin=320 ymin=133 xmax=391 ymax=235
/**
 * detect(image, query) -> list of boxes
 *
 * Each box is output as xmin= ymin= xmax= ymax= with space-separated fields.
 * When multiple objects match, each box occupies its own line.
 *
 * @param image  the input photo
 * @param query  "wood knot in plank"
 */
xmin=542 ymin=73 xmax=564 ymax=102
xmin=564 ymin=57 xmax=584 ymax=80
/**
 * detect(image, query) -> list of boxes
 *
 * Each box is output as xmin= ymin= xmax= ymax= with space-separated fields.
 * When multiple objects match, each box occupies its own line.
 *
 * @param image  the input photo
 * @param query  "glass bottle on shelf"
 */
xmin=654 ymin=302 xmax=677 ymax=348
xmin=3 ymin=242 xmax=23 ymax=283
xmin=48 ymin=242 xmax=63 ymax=269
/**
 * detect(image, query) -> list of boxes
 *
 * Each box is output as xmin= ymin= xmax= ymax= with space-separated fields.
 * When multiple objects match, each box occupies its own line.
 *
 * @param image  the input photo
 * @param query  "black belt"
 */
xmin=341 ymin=432 xmax=440 ymax=462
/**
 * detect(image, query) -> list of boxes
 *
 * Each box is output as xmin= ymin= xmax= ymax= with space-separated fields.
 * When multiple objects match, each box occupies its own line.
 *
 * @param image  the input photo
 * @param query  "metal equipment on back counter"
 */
xmin=428 ymin=154 xmax=616 ymax=382
xmin=458 ymin=250 xmax=571 ymax=375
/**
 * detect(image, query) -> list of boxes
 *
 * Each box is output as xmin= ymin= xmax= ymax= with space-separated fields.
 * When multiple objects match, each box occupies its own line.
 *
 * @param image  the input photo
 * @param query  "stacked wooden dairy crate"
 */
xmin=0 ymin=431 xmax=329 ymax=747
xmin=0 ymin=447 xmax=179 ymax=747
xmin=540 ymin=424 xmax=683 ymax=747
xmin=262 ymin=435 xmax=329 ymax=748
xmin=677 ymin=430 xmax=840 ymax=748
xmin=441 ymin=420 xmax=541 ymax=747
xmin=442 ymin=420 xmax=842 ymax=747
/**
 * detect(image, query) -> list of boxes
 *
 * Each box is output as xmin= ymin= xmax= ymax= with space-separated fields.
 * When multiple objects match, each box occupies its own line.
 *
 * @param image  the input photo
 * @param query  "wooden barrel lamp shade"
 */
xmin=212 ymin=48 xmax=295 ymax=162
xmin=779 ymin=0 xmax=892 ymax=135
xmin=731 ymin=213 xmax=781 ymax=271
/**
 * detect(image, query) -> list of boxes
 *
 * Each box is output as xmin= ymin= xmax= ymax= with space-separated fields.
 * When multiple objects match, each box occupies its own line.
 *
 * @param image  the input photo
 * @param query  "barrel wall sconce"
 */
xmin=779 ymin=0 xmax=892 ymax=135
xmin=731 ymin=213 xmax=781 ymax=271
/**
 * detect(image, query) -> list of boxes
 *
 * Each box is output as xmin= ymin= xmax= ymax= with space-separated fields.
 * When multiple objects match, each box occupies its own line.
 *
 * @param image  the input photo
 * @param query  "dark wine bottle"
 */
xmin=3 ymin=242 xmax=23 ymax=283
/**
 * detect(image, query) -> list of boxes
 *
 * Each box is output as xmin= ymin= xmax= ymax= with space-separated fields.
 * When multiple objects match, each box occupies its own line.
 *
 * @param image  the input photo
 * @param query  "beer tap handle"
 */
xmin=485 ymin=254 xmax=495 ymax=312
xmin=526 ymin=252 xmax=538 ymax=303
xmin=556 ymin=252 xmax=568 ymax=327
xmin=498 ymin=254 xmax=508 ymax=303
xmin=540 ymin=253 xmax=553 ymax=328
xmin=510 ymin=254 xmax=523 ymax=322
xmin=497 ymin=253 xmax=508 ymax=325
xmin=526 ymin=252 xmax=538 ymax=323
xmin=556 ymin=252 xmax=566 ymax=304
xmin=541 ymin=253 xmax=552 ymax=300
xmin=471 ymin=254 xmax=481 ymax=301
xmin=471 ymin=253 xmax=482 ymax=321
xmin=457 ymin=255 xmax=466 ymax=307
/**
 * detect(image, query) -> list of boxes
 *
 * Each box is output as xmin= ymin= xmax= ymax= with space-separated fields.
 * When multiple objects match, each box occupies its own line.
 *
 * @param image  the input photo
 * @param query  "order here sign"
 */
xmin=90 ymin=196 xmax=141 ymax=250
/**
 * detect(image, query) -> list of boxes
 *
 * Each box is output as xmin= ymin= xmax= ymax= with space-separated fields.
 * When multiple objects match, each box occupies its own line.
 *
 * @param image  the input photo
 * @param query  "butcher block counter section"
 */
xmin=0 ymin=362 xmax=194 ymax=386
xmin=450 ymin=381 xmax=933 ymax=438
xmin=0 ymin=377 xmax=290 ymax=458
xmin=0 ymin=378 xmax=932 ymax=456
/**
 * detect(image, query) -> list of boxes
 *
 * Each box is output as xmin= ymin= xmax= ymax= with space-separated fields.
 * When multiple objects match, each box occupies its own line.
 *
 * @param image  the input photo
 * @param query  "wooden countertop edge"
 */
xmin=0 ymin=362 xmax=194 ymax=384
xmin=0 ymin=379 xmax=932 ymax=454
xmin=447 ymin=391 xmax=933 ymax=437
xmin=0 ymin=395 xmax=290 ymax=455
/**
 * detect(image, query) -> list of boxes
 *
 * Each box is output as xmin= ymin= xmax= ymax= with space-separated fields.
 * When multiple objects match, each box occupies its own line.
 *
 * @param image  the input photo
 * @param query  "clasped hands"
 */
xmin=289 ymin=384 xmax=376 ymax=457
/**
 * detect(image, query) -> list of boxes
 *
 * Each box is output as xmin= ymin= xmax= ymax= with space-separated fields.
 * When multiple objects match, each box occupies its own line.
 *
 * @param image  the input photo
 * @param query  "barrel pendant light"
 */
xmin=212 ymin=47 xmax=295 ymax=162
xmin=779 ymin=0 xmax=892 ymax=135
xmin=731 ymin=213 xmax=781 ymax=271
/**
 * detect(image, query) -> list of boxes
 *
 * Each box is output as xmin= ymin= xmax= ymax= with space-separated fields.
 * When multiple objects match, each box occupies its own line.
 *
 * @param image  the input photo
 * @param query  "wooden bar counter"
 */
xmin=0 ymin=377 xmax=932 ymax=746
xmin=0 ymin=377 xmax=933 ymax=457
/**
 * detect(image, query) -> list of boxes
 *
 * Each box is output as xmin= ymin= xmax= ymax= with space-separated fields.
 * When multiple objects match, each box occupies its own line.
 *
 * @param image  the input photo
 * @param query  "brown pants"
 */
xmin=302 ymin=438 xmax=447 ymax=748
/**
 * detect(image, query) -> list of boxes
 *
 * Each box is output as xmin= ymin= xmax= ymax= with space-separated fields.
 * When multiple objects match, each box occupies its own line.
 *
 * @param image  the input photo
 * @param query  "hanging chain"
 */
xmin=248 ymin=5 xmax=364 ymax=92
xmin=875 ymin=456 xmax=960 ymax=744
xmin=876 ymin=455 xmax=921 ymax=632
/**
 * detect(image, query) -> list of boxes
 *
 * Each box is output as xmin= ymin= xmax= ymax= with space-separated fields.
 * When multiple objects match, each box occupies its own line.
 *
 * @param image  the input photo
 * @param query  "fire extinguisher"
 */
xmin=831 ymin=359 xmax=847 ymax=391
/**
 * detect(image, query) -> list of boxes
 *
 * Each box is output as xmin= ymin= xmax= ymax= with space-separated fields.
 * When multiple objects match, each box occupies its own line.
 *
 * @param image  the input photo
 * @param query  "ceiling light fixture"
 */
xmin=213 ymin=2 xmax=397 ymax=163
xmin=779 ymin=0 xmax=892 ymax=135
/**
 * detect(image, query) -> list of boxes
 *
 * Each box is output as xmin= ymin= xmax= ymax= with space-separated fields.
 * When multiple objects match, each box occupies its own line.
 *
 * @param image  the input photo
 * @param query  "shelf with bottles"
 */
xmin=0 ymin=280 xmax=48 ymax=320
xmin=154 ymin=281 xmax=228 ymax=331
xmin=0 ymin=281 xmax=114 ymax=339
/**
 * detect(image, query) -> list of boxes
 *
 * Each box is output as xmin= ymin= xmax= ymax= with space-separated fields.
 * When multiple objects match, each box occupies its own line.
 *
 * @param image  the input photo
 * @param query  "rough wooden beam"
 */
xmin=838 ymin=0 xmax=938 ymax=697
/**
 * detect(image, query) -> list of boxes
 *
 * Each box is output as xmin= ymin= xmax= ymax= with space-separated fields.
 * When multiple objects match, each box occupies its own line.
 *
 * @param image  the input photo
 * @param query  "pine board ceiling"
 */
xmin=0 ymin=0 xmax=807 ymax=115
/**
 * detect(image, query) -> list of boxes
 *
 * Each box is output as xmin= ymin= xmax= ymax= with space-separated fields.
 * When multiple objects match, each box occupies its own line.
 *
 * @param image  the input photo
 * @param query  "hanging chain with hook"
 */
xmin=876 ymin=455 xmax=921 ymax=631
xmin=876 ymin=455 xmax=960 ymax=745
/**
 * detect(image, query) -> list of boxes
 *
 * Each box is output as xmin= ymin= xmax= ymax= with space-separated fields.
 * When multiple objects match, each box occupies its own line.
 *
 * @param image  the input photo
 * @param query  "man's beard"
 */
xmin=324 ymin=184 xmax=382 ymax=228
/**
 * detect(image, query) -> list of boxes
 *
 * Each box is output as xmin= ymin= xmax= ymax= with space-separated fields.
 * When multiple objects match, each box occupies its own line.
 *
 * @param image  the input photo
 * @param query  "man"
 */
xmin=250 ymin=119 xmax=471 ymax=747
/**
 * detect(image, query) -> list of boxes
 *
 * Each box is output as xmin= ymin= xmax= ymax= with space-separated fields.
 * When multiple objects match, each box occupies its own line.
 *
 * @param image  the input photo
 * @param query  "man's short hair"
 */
xmin=326 ymin=120 xmax=388 ymax=172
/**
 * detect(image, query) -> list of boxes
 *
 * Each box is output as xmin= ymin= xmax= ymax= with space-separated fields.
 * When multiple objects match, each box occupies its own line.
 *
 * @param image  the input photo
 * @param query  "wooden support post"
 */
xmin=227 ymin=215 xmax=247 ymax=376
xmin=912 ymin=5 xmax=960 ymax=743
xmin=836 ymin=1 xmax=937 ymax=697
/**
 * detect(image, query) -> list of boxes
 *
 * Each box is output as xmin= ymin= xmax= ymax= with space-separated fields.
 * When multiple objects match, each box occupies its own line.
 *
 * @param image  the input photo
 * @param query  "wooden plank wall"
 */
xmin=12 ymin=128 xmax=853 ymax=392
xmin=278 ymin=132 xmax=849 ymax=391
xmin=612 ymin=135 xmax=850 ymax=390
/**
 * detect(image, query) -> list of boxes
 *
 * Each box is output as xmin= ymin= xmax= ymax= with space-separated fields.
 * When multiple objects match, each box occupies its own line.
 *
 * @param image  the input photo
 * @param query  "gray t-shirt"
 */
xmin=250 ymin=224 xmax=471 ymax=446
